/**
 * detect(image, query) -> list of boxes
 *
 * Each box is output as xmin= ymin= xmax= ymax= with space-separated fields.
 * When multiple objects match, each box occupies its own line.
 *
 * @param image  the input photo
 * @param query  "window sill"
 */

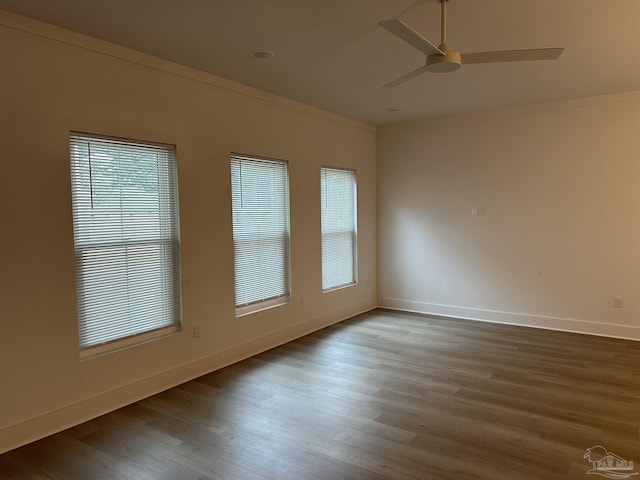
xmin=80 ymin=324 xmax=182 ymax=360
xmin=322 ymin=281 xmax=357 ymax=294
xmin=235 ymin=294 xmax=290 ymax=317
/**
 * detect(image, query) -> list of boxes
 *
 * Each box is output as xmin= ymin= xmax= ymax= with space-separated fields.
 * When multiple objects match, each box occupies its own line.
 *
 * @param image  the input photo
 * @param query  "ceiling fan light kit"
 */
xmin=379 ymin=0 xmax=564 ymax=86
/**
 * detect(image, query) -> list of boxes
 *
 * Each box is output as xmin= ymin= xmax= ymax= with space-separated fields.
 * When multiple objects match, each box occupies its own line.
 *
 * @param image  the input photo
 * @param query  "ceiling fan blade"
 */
xmin=461 ymin=48 xmax=564 ymax=64
xmin=382 ymin=65 xmax=430 ymax=88
xmin=378 ymin=19 xmax=444 ymax=56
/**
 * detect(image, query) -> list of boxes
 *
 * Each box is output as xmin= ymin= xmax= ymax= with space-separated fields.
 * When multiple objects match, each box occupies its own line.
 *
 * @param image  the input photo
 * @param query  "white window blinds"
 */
xmin=231 ymin=155 xmax=290 ymax=315
xmin=321 ymin=167 xmax=357 ymax=291
xmin=70 ymin=133 xmax=182 ymax=354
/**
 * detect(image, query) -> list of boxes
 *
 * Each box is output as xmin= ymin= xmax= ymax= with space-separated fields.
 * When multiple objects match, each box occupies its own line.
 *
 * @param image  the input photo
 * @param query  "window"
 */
xmin=70 ymin=132 xmax=182 ymax=357
xmin=321 ymin=167 xmax=357 ymax=291
xmin=231 ymin=154 xmax=290 ymax=315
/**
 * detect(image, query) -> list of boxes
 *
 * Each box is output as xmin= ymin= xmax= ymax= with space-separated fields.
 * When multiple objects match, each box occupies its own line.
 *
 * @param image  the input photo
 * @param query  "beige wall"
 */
xmin=378 ymin=91 xmax=640 ymax=340
xmin=0 ymin=12 xmax=377 ymax=452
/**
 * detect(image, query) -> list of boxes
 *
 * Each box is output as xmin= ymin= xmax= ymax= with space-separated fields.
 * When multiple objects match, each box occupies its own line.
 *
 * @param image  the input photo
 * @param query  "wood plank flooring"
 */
xmin=1 ymin=309 xmax=639 ymax=479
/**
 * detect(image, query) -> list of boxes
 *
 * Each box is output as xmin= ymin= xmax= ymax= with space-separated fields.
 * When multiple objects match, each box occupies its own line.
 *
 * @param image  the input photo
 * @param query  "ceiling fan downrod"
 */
xmin=439 ymin=0 xmax=448 ymax=46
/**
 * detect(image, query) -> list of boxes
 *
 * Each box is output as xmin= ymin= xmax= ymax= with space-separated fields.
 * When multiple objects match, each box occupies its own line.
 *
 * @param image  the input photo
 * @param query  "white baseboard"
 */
xmin=0 ymin=299 xmax=376 ymax=454
xmin=379 ymin=298 xmax=640 ymax=341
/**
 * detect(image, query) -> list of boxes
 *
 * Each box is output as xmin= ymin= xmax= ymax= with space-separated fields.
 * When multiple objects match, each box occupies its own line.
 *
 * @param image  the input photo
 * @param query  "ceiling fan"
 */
xmin=378 ymin=0 xmax=564 ymax=87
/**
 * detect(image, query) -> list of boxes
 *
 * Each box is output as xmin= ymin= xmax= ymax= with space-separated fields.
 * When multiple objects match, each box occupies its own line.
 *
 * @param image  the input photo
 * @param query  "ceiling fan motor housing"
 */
xmin=426 ymin=44 xmax=461 ymax=73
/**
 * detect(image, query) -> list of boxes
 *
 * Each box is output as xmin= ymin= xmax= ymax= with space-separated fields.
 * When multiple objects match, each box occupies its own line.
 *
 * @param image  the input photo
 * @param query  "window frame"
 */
xmin=69 ymin=131 xmax=182 ymax=359
xmin=320 ymin=166 xmax=358 ymax=292
xmin=230 ymin=153 xmax=291 ymax=316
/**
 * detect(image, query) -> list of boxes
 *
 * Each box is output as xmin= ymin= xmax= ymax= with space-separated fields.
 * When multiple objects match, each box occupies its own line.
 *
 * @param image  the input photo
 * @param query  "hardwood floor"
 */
xmin=2 ymin=309 xmax=639 ymax=479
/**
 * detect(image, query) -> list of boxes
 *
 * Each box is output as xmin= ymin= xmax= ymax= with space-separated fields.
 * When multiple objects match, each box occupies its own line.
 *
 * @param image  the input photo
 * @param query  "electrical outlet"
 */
xmin=612 ymin=296 xmax=623 ymax=308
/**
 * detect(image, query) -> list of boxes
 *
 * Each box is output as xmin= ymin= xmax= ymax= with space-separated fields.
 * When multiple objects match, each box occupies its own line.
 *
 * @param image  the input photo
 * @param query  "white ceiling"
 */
xmin=2 ymin=0 xmax=639 ymax=125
